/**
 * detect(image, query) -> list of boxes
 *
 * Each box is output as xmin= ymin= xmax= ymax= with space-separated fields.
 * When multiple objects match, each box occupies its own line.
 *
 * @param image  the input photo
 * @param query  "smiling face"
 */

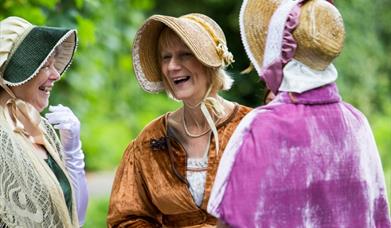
xmin=10 ymin=56 xmax=60 ymax=112
xmin=159 ymin=30 xmax=209 ymax=105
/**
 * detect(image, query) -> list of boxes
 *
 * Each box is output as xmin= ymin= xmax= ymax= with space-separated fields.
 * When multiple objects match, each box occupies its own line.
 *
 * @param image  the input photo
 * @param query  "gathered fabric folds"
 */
xmin=208 ymin=84 xmax=391 ymax=227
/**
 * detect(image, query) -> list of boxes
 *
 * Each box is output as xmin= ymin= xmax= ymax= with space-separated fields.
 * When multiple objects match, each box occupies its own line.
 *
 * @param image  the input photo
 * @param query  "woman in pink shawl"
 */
xmin=208 ymin=0 xmax=391 ymax=227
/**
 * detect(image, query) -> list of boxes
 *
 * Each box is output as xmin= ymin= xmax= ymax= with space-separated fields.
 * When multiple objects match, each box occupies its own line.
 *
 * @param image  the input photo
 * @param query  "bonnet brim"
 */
xmin=2 ymin=26 xmax=77 ymax=86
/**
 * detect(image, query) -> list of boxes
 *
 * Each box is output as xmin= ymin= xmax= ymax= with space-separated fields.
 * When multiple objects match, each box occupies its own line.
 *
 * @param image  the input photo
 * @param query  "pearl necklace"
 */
xmin=182 ymin=110 xmax=212 ymax=138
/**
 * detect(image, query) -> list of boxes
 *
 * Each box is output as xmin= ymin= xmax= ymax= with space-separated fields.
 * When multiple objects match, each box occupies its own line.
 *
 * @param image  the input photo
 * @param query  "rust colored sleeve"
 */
xmin=107 ymin=142 xmax=161 ymax=228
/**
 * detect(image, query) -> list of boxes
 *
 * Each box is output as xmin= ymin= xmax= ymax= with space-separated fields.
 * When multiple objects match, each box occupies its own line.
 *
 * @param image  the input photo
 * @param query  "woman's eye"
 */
xmin=181 ymin=52 xmax=192 ymax=58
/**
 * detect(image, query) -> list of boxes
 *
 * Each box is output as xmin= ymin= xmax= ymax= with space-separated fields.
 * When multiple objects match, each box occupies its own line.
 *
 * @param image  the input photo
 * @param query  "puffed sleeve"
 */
xmin=107 ymin=142 xmax=161 ymax=228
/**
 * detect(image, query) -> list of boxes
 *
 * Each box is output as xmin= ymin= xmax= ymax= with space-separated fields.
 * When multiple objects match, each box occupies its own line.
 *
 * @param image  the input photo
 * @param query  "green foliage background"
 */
xmin=1 ymin=0 xmax=390 ymax=226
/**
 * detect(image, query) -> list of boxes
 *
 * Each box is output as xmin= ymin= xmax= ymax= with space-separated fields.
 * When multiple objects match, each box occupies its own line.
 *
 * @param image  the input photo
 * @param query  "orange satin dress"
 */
xmin=107 ymin=104 xmax=251 ymax=227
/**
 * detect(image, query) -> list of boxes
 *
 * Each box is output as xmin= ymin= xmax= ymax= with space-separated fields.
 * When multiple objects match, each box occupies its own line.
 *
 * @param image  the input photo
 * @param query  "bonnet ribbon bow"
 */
xmin=5 ymin=98 xmax=46 ymax=145
xmin=1 ymin=80 xmax=45 ymax=145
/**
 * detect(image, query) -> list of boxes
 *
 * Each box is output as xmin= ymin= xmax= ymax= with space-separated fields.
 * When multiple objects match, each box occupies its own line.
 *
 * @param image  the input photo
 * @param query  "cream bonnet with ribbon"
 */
xmin=0 ymin=16 xmax=77 ymax=144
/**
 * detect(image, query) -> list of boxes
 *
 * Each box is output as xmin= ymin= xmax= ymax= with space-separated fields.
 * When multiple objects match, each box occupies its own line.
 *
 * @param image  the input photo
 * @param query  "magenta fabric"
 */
xmin=213 ymin=84 xmax=391 ymax=227
xmin=261 ymin=3 xmax=302 ymax=94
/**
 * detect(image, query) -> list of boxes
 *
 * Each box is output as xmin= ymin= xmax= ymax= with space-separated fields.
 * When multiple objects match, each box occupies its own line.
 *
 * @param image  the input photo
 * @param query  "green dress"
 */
xmin=45 ymin=154 xmax=73 ymax=217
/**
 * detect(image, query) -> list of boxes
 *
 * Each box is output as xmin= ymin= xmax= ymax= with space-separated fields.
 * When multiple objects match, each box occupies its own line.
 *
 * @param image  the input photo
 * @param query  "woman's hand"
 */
xmin=45 ymin=104 xmax=81 ymax=152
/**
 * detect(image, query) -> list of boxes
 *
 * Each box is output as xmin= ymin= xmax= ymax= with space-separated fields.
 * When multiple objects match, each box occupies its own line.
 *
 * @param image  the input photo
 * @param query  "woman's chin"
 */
xmin=34 ymin=102 xmax=48 ymax=113
xmin=173 ymin=94 xmax=189 ymax=101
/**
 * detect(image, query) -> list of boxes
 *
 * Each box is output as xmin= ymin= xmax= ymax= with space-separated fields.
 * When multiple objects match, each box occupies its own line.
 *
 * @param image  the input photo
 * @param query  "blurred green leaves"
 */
xmin=131 ymin=0 xmax=155 ymax=11
xmin=74 ymin=0 xmax=84 ymax=9
xmin=1 ymin=0 xmax=47 ymax=24
xmin=83 ymin=197 xmax=109 ymax=228
xmin=76 ymin=15 xmax=96 ymax=47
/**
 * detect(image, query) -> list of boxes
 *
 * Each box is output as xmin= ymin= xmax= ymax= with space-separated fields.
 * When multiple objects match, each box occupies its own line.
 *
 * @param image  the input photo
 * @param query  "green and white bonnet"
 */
xmin=0 ymin=16 xmax=77 ymax=86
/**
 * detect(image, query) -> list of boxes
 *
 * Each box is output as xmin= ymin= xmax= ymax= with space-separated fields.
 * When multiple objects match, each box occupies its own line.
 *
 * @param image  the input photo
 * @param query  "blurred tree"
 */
xmin=336 ymin=0 xmax=391 ymax=116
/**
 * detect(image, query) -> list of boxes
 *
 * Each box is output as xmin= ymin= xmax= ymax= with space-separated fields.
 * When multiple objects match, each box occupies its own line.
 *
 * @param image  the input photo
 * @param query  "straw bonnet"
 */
xmin=0 ymin=16 xmax=77 ymax=86
xmin=240 ymin=0 xmax=345 ymax=92
xmin=132 ymin=13 xmax=234 ymax=93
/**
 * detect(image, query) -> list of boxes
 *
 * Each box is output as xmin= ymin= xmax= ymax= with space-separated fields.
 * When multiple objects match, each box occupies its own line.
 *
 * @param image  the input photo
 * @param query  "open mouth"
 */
xmin=173 ymin=76 xmax=190 ymax=85
xmin=39 ymin=86 xmax=52 ymax=94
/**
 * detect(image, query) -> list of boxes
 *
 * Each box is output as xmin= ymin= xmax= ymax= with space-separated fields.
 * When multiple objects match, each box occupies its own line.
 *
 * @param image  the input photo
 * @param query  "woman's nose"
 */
xmin=167 ymin=57 xmax=182 ymax=71
xmin=48 ymin=65 xmax=60 ymax=81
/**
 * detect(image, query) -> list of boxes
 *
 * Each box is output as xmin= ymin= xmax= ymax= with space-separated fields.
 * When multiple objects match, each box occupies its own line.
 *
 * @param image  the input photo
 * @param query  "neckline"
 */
xmin=165 ymin=102 xmax=240 ymax=133
xmin=182 ymin=109 xmax=212 ymax=138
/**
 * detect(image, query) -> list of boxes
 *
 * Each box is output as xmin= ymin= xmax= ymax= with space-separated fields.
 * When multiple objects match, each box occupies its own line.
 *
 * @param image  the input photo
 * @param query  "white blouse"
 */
xmin=186 ymin=140 xmax=210 ymax=207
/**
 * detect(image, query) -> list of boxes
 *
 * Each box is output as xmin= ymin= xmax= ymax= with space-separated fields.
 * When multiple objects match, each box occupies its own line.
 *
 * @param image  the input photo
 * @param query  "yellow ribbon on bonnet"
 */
xmin=0 ymin=79 xmax=46 ymax=145
xmin=183 ymin=15 xmax=235 ymax=67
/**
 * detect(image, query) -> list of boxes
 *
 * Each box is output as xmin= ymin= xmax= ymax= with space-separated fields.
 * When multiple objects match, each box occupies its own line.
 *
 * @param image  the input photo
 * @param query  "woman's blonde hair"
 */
xmin=157 ymin=27 xmax=233 ymax=100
